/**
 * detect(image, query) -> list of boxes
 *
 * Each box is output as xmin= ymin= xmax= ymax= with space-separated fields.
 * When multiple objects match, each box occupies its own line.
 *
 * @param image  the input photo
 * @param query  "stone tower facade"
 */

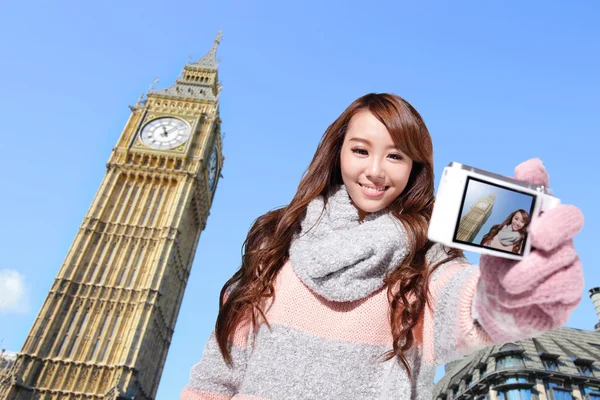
xmin=0 ymin=33 xmax=224 ymax=400
xmin=456 ymin=194 xmax=496 ymax=243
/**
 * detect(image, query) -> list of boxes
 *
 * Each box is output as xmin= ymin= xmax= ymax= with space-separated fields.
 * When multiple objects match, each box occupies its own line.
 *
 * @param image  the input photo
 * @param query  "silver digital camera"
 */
xmin=427 ymin=162 xmax=560 ymax=260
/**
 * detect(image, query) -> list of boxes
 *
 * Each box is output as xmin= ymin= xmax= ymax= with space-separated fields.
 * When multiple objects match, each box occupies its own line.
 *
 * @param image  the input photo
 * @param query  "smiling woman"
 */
xmin=340 ymin=110 xmax=414 ymax=220
xmin=180 ymin=93 xmax=584 ymax=400
xmin=481 ymin=209 xmax=531 ymax=254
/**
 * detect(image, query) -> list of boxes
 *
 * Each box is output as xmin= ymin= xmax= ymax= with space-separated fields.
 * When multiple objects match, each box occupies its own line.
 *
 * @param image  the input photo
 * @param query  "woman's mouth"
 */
xmin=359 ymin=183 xmax=388 ymax=197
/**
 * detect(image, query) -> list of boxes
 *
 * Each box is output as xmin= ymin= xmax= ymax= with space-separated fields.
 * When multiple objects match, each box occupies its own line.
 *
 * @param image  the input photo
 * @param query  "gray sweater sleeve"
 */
xmin=181 ymin=282 xmax=251 ymax=400
xmin=180 ymin=331 xmax=249 ymax=399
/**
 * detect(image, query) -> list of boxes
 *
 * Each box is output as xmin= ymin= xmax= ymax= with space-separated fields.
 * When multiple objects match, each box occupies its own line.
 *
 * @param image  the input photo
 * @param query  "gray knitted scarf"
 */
xmin=288 ymin=185 xmax=409 ymax=302
xmin=498 ymin=224 xmax=522 ymax=245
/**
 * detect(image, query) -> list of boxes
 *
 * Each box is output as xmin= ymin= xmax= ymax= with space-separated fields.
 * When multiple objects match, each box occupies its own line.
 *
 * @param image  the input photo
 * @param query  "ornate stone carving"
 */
xmin=66 ymin=369 xmax=75 ymax=389
xmin=56 ymin=367 xmax=65 ymax=381
xmin=90 ymin=368 xmax=100 ymax=385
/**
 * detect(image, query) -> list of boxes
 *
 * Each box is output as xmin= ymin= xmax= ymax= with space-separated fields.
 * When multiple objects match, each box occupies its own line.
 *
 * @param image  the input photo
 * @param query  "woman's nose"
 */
xmin=366 ymin=159 xmax=384 ymax=180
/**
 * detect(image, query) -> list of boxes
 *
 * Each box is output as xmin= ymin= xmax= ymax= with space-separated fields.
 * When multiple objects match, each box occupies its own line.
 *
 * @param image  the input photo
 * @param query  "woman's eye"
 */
xmin=351 ymin=148 xmax=368 ymax=155
xmin=388 ymin=153 xmax=403 ymax=161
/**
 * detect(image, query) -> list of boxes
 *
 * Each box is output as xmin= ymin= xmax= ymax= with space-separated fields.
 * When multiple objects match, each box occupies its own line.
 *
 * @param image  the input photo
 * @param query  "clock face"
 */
xmin=140 ymin=117 xmax=191 ymax=150
xmin=207 ymin=145 xmax=218 ymax=192
xmin=477 ymin=202 xmax=488 ymax=209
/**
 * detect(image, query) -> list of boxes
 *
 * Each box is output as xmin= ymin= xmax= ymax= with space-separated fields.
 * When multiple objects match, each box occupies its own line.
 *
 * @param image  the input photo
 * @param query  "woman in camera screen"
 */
xmin=481 ymin=209 xmax=530 ymax=254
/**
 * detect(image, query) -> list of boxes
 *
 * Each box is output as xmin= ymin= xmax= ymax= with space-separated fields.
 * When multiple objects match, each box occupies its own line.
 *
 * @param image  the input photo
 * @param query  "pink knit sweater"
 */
xmin=180 ymin=248 xmax=495 ymax=400
xmin=180 ymin=159 xmax=583 ymax=399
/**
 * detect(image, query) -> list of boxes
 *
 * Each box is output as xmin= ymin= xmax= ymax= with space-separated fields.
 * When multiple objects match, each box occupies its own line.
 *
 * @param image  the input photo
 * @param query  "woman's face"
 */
xmin=511 ymin=212 xmax=526 ymax=231
xmin=340 ymin=110 xmax=413 ymax=216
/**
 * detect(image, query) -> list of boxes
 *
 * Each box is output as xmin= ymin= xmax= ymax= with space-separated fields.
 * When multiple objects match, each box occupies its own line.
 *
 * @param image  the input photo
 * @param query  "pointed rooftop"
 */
xmin=189 ymin=31 xmax=222 ymax=70
xmin=148 ymin=32 xmax=222 ymax=102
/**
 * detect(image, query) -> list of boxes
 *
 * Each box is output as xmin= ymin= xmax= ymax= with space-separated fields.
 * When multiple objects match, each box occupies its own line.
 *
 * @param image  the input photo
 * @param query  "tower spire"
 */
xmin=190 ymin=31 xmax=222 ymax=70
xmin=589 ymin=287 xmax=600 ymax=331
xmin=150 ymin=33 xmax=221 ymax=101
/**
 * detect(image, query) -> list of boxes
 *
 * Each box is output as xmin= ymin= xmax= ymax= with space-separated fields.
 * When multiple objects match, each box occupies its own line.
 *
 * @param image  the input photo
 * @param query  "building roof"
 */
xmin=434 ymin=327 xmax=600 ymax=399
xmin=188 ymin=31 xmax=221 ymax=71
xmin=149 ymin=83 xmax=217 ymax=102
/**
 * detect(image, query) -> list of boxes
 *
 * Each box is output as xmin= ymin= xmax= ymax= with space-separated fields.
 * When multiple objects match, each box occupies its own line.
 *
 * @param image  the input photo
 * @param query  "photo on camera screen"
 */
xmin=453 ymin=177 xmax=536 ymax=256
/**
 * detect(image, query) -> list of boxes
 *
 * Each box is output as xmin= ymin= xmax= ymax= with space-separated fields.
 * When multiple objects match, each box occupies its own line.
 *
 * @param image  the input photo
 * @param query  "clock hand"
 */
xmin=164 ymin=126 xmax=180 ymax=137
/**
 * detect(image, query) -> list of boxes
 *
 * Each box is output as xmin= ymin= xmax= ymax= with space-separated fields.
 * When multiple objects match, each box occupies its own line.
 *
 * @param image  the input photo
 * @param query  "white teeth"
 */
xmin=361 ymin=185 xmax=387 ymax=192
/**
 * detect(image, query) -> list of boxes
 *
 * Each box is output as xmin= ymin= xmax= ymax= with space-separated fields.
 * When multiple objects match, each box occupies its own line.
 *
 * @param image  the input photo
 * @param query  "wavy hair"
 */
xmin=481 ymin=209 xmax=530 ymax=254
xmin=215 ymin=93 xmax=464 ymax=380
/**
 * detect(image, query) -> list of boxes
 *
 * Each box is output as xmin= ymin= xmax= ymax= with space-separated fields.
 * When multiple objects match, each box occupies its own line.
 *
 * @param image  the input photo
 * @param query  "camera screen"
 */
xmin=452 ymin=176 xmax=536 ymax=256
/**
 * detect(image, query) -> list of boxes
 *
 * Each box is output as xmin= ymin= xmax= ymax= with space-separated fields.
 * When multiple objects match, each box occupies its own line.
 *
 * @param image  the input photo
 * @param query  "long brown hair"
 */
xmin=481 ymin=209 xmax=530 ymax=253
xmin=215 ymin=93 xmax=464 ymax=379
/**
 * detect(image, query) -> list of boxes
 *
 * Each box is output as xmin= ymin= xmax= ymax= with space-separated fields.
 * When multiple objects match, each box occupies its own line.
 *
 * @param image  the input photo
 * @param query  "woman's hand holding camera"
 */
xmin=475 ymin=158 xmax=585 ymax=342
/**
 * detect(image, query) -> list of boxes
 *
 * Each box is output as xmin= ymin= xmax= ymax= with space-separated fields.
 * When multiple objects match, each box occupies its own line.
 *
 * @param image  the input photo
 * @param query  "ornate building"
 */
xmin=0 ymin=33 xmax=224 ymax=399
xmin=433 ymin=288 xmax=600 ymax=400
xmin=456 ymin=195 xmax=496 ymax=243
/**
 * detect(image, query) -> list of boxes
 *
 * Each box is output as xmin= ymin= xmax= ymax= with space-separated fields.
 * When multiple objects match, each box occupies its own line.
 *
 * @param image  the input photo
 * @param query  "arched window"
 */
xmin=581 ymin=385 xmax=600 ymax=400
xmin=545 ymin=380 xmax=572 ymax=400
xmin=496 ymin=354 xmax=525 ymax=369
xmin=494 ymin=343 xmax=526 ymax=369
xmin=577 ymin=363 xmax=594 ymax=377
xmin=542 ymin=357 xmax=559 ymax=371
xmin=500 ymin=343 xmax=522 ymax=352
xmin=494 ymin=377 xmax=534 ymax=400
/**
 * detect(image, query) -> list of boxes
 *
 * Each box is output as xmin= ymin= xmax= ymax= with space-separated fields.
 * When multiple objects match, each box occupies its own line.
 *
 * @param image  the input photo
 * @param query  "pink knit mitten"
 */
xmin=475 ymin=158 xmax=585 ymax=343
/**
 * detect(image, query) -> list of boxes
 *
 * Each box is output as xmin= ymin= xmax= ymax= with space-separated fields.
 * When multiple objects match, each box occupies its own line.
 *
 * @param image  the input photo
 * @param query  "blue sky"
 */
xmin=0 ymin=0 xmax=598 ymax=397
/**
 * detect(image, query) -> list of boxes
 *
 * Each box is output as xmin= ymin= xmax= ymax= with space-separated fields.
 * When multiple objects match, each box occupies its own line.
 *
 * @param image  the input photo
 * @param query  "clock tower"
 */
xmin=1 ymin=33 xmax=224 ymax=399
xmin=456 ymin=194 xmax=495 ymax=243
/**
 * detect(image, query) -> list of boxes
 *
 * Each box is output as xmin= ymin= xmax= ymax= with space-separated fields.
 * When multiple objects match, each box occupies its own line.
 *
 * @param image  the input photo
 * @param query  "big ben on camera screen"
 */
xmin=1 ymin=33 xmax=224 ymax=400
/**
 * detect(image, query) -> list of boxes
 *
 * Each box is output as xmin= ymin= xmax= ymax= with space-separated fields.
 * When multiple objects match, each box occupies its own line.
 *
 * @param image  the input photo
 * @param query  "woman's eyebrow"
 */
xmin=348 ymin=137 xmax=371 ymax=144
xmin=348 ymin=137 xmax=401 ymax=150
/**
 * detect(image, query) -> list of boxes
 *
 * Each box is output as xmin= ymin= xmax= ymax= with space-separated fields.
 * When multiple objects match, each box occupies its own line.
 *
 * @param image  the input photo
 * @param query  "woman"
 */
xmin=481 ymin=209 xmax=530 ymax=254
xmin=181 ymin=93 xmax=584 ymax=400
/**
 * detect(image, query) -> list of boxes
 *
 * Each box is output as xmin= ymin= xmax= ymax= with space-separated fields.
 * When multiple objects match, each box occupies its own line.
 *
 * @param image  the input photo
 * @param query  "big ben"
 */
xmin=456 ymin=194 xmax=495 ymax=243
xmin=0 ymin=33 xmax=224 ymax=399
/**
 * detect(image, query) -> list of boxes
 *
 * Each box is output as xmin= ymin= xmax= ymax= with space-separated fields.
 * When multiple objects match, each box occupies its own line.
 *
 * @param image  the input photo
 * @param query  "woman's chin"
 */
xmin=357 ymin=205 xmax=384 ymax=214
xmin=349 ymin=200 xmax=387 ymax=215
